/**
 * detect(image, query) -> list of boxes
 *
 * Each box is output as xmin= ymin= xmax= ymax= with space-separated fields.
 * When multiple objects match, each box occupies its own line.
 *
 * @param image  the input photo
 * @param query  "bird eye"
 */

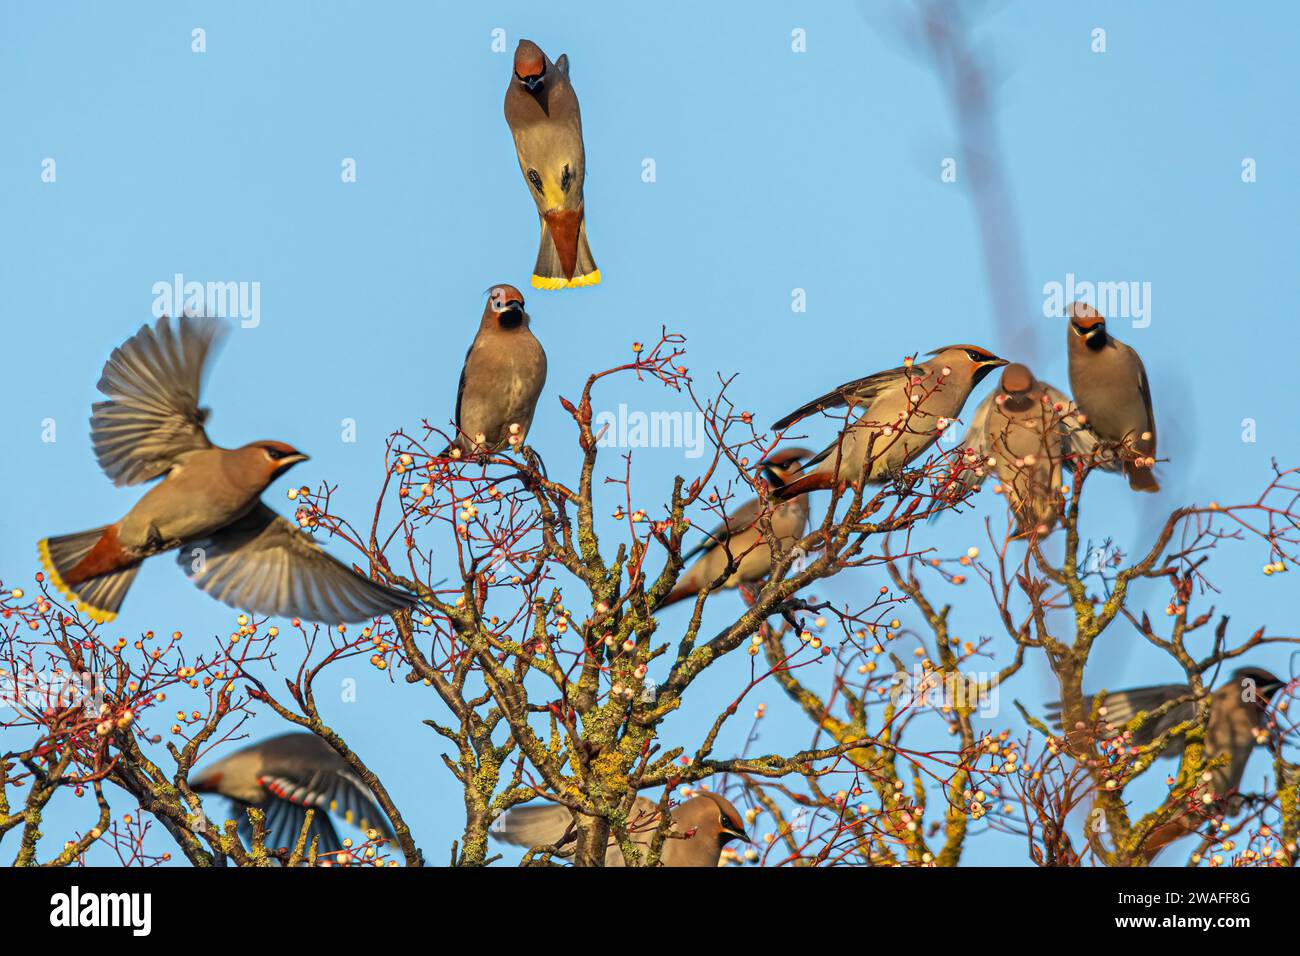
xmin=561 ymin=164 xmax=572 ymax=193
xmin=265 ymin=447 xmax=286 ymax=461
xmin=527 ymin=169 xmax=544 ymax=194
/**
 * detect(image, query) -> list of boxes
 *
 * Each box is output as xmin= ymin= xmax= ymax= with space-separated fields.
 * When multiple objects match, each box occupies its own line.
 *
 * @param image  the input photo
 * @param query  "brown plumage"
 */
xmin=492 ymin=792 xmax=750 ymax=866
xmin=38 ymin=315 xmax=414 ymax=624
xmin=1066 ymin=302 xmax=1159 ymax=492
xmin=771 ymin=345 xmax=1008 ymax=500
xmin=955 ymin=363 xmax=1115 ymax=536
xmin=504 ymin=40 xmax=599 ymax=289
xmin=189 ymin=732 xmax=393 ymax=856
xmin=445 ymin=284 xmax=547 ymax=457
xmin=1047 ymin=668 xmax=1285 ymax=860
xmin=657 ymin=449 xmax=812 ymax=609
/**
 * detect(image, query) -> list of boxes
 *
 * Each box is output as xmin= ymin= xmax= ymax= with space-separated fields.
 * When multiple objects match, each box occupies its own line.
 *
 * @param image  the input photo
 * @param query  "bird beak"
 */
xmin=522 ymin=74 xmax=543 ymax=91
xmin=982 ymin=356 xmax=1009 ymax=369
xmin=285 ymin=453 xmax=310 ymax=466
xmin=505 ymin=298 xmax=525 ymax=311
xmin=721 ymin=826 xmax=751 ymax=845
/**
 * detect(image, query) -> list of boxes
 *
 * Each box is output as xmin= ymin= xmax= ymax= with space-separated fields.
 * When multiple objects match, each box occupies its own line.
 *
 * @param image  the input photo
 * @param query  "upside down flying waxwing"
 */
xmin=955 ymin=363 xmax=1115 ymax=537
xmin=1066 ymin=302 xmax=1159 ymax=492
xmin=657 ymin=449 xmax=813 ymax=609
xmin=492 ymin=792 xmax=750 ymax=866
xmin=37 ymin=315 xmax=415 ymax=624
xmin=444 ymin=284 xmax=547 ymax=458
xmin=1047 ymin=668 xmax=1285 ymax=860
xmin=771 ymin=345 xmax=1007 ymax=500
xmin=189 ymin=733 xmax=394 ymax=855
xmin=504 ymin=39 xmax=600 ymax=290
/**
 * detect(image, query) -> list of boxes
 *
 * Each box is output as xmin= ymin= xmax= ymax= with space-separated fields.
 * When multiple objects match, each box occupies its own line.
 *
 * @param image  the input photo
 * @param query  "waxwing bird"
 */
xmin=504 ymin=39 xmax=600 ymax=290
xmin=445 ymin=285 xmax=547 ymax=458
xmin=189 ymin=732 xmax=393 ymax=855
xmin=771 ymin=346 xmax=1008 ymax=500
xmin=492 ymin=792 xmax=750 ymax=866
xmin=1066 ymin=302 xmax=1159 ymax=492
xmin=1047 ymin=668 xmax=1285 ymax=858
xmin=657 ymin=449 xmax=813 ymax=609
xmin=955 ymin=363 xmax=1114 ymax=537
xmin=37 ymin=315 xmax=414 ymax=624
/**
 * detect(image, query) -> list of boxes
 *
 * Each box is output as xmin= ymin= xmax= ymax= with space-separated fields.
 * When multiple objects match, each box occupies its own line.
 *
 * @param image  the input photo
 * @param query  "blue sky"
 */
xmin=2 ymin=1 xmax=1297 ymax=866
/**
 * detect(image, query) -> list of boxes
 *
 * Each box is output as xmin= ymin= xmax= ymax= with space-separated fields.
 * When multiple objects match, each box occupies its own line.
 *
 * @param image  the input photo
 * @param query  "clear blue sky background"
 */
xmin=2 ymin=1 xmax=1296 ymax=866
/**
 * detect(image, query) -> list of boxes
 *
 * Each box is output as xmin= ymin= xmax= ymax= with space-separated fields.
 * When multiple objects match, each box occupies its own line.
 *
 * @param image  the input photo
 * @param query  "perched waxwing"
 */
xmin=504 ymin=39 xmax=599 ymax=290
xmin=1066 ymin=302 xmax=1159 ymax=492
xmin=492 ymin=792 xmax=750 ymax=866
xmin=1047 ymin=667 xmax=1285 ymax=858
xmin=444 ymin=284 xmax=547 ymax=458
xmin=771 ymin=346 xmax=1007 ymax=499
xmin=955 ymin=363 xmax=1114 ymax=537
xmin=37 ymin=315 xmax=414 ymax=624
xmin=657 ymin=449 xmax=813 ymax=609
xmin=189 ymin=733 xmax=394 ymax=856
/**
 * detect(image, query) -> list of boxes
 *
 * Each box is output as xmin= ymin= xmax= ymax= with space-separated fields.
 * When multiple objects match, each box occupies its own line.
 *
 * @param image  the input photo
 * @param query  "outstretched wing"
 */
xmin=178 ymin=503 xmax=415 ymax=624
xmin=1046 ymin=683 xmax=1194 ymax=753
xmin=771 ymin=366 xmax=907 ymax=432
xmin=236 ymin=798 xmax=343 ymax=857
xmin=91 ymin=314 xmax=226 ymax=485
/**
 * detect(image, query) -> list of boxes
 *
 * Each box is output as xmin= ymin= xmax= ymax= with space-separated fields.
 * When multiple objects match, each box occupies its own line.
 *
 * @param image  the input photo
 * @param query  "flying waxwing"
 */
xmin=770 ymin=346 xmax=1007 ymax=500
xmin=1066 ymin=302 xmax=1159 ymax=492
xmin=444 ymin=284 xmax=547 ymax=458
xmin=955 ymin=363 xmax=1114 ymax=537
xmin=1048 ymin=667 xmax=1285 ymax=858
xmin=492 ymin=792 xmax=750 ymax=866
xmin=657 ymin=449 xmax=813 ymax=609
xmin=504 ymin=39 xmax=600 ymax=290
xmin=189 ymin=733 xmax=394 ymax=855
xmin=37 ymin=315 xmax=415 ymax=624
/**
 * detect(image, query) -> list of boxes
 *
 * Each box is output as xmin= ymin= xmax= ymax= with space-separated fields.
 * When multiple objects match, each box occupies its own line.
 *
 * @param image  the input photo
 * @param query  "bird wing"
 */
xmin=953 ymin=389 xmax=995 ymax=463
xmin=771 ymin=366 xmax=908 ymax=432
xmin=1047 ymin=683 xmax=1194 ymax=752
xmin=177 ymin=503 xmax=415 ymax=623
xmin=492 ymin=803 xmax=576 ymax=850
xmin=680 ymin=496 xmax=764 ymax=563
xmin=90 ymin=314 xmax=225 ymax=486
xmin=261 ymin=765 xmax=392 ymax=838
xmin=1135 ymin=354 xmax=1157 ymax=444
xmin=236 ymin=797 xmax=343 ymax=857
xmin=453 ymin=343 xmax=473 ymax=431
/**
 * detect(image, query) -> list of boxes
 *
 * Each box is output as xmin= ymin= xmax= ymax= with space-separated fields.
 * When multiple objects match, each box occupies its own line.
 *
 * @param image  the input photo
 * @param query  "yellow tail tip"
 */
xmin=532 ymin=268 xmax=600 ymax=290
xmin=36 ymin=538 xmax=117 ymax=624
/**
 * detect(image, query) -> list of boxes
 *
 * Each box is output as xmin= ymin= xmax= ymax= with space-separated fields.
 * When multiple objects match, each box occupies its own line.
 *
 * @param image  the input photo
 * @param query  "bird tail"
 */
xmin=772 ymin=470 xmax=835 ymax=501
xmin=1123 ymin=459 xmax=1160 ymax=493
xmin=533 ymin=208 xmax=599 ymax=290
xmin=38 ymin=525 xmax=142 ymax=624
xmin=491 ymin=803 xmax=575 ymax=850
xmin=655 ymin=580 xmax=702 ymax=611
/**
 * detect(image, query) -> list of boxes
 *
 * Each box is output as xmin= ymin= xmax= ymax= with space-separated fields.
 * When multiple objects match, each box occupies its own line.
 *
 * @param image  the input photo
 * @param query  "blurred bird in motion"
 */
xmin=1066 ymin=302 xmax=1160 ymax=492
xmin=770 ymin=345 xmax=1007 ymax=499
xmin=492 ymin=792 xmax=750 ymax=866
xmin=657 ymin=448 xmax=813 ymax=609
xmin=189 ymin=732 xmax=393 ymax=856
xmin=37 ymin=315 xmax=414 ymax=624
xmin=504 ymin=39 xmax=600 ymax=289
xmin=1047 ymin=667 xmax=1286 ymax=859
xmin=443 ymin=284 xmax=547 ymax=458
